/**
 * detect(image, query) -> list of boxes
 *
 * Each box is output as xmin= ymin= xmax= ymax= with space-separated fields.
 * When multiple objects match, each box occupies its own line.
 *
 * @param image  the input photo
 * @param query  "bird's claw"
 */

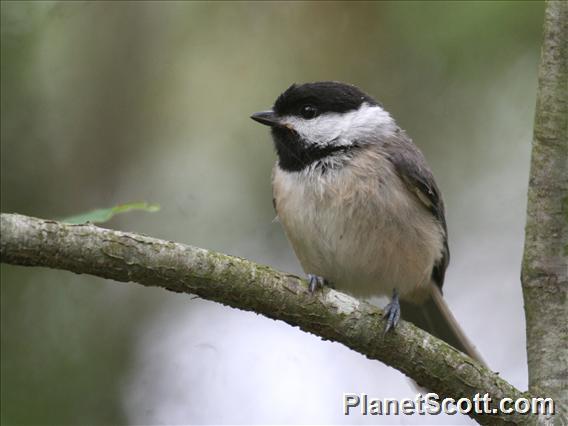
xmin=383 ymin=289 xmax=400 ymax=334
xmin=308 ymin=274 xmax=327 ymax=294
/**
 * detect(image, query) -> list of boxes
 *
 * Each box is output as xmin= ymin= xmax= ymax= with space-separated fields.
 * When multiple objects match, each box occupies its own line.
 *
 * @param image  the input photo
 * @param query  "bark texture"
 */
xmin=0 ymin=212 xmax=540 ymax=425
xmin=521 ymin=1 xmax=568 ymax=424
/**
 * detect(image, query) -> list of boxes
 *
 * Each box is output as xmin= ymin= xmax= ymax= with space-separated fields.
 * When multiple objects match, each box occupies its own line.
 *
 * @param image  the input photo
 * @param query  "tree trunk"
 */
xmin=521 ymin=0 xmax=568 ymax=424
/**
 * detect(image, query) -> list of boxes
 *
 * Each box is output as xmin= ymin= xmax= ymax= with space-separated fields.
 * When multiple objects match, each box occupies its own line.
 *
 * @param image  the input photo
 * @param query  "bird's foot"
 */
xmin=383 ymin=289 xmax=400 ymax=334
xmin=308 ymin=274 xmax=329 ymax=294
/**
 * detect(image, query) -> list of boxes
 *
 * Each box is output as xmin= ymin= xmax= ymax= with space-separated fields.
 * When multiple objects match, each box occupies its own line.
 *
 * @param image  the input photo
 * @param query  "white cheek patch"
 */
xmin=283 ymin=103 xmax=396 ymax=147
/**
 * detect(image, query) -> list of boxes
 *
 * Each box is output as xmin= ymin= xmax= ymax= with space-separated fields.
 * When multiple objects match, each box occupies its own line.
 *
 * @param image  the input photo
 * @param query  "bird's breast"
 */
xmin=271 ymin=150 xmax=444 ymax=300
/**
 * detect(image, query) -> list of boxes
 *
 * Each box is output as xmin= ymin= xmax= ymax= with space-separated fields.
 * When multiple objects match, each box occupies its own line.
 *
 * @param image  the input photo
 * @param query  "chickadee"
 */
xmin=251 ymin=81 xmax=483 ymax=363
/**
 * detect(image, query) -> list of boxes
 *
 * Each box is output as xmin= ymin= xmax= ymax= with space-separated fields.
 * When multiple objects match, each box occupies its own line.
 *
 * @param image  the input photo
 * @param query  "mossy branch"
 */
xmin=0 ymin=212 xmax=539 ymax=425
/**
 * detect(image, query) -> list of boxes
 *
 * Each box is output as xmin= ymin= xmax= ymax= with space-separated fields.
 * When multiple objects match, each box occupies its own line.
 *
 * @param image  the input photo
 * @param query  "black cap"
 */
xmin=273 ymin=81 xmax=379 ymax=117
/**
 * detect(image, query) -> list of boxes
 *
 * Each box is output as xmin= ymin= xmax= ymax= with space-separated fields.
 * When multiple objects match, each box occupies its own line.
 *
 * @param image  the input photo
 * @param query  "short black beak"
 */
xmin=250 ymin=110 xmax=282 ymax=127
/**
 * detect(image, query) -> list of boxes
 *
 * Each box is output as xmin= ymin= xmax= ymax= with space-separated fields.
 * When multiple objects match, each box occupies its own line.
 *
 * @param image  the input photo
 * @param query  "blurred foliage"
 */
xmin=61 ymin=202 xmax=160 ymax=225
xmin=1 ymin=1 xmax=544 ymax=425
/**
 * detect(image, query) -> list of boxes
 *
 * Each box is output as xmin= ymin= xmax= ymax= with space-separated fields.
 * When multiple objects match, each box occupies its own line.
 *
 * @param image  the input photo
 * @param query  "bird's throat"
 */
xmin=271 ymin=128 xmax=356 ymax=172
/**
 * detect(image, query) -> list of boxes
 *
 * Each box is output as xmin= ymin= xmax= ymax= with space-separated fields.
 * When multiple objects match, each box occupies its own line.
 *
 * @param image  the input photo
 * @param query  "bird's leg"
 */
xmin=383 ymin=288 xmax=401 ymax=333
xmin=308 ymin=274 xmax=329 ymax=294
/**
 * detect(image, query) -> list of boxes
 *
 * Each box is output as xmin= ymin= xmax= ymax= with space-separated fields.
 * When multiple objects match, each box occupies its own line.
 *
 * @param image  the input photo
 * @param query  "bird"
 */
xmin=251 ymin=81 xmax=484 ymax=363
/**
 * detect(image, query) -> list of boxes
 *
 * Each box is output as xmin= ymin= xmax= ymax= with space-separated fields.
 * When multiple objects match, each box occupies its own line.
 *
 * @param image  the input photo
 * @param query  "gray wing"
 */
xmin=384 ymin=129 xmax=449 ymax=290
xmin=382 ymin=132 xmax=487 ymax=364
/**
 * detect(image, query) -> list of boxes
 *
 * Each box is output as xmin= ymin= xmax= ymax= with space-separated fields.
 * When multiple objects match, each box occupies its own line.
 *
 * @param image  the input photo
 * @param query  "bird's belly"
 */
xmin=274 ymin=168 xmax=444 ymax=300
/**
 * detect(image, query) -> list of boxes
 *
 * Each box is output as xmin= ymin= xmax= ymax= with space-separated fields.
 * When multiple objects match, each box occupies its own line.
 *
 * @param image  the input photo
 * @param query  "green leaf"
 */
xmin=60 ymin=202 xmax=161 ymax=225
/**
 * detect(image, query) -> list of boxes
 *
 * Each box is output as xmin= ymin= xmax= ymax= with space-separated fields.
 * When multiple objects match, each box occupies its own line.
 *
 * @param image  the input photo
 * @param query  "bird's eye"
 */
xmin=300 ymin=105 xmax=318 ymax=119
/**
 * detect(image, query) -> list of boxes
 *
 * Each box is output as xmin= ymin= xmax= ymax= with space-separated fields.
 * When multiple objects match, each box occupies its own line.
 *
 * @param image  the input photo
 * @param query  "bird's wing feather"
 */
xmin=384 ymin=133 xmax=485 ymax=365
xmin=383 ymin=130 xmax=450 ymax=290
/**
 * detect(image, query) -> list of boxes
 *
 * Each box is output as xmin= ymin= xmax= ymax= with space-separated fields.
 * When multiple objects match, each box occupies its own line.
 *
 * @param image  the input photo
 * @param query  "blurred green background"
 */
xmin=1 ymin=1 xmax=544 ymax=425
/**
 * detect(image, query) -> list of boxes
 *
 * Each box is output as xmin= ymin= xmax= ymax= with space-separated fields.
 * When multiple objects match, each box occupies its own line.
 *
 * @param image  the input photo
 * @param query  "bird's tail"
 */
xmin=400 ymin=285 xmax=486 ymax=366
